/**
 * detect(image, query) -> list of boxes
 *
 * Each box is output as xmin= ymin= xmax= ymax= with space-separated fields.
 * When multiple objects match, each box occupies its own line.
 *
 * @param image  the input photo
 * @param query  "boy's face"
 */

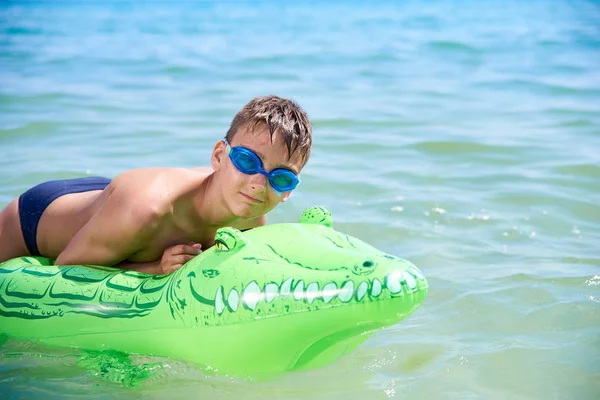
xmin=213 ymin=123 xmax=306 ymax=220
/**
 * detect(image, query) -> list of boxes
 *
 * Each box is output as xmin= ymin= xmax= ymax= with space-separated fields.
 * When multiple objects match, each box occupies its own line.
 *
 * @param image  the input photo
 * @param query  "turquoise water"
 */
xmin=1 ymin=0 xmax=599 ymax=398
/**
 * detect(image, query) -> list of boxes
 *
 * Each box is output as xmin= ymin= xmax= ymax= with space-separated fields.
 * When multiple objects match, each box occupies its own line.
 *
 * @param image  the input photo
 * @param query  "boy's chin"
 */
xmin=231 ymin=203 xmax=262 ymax=220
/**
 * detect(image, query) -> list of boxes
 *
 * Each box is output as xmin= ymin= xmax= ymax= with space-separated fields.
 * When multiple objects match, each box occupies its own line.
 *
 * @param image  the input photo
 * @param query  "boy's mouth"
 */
xmin=241 ymin=192 xmax=264 ymax=204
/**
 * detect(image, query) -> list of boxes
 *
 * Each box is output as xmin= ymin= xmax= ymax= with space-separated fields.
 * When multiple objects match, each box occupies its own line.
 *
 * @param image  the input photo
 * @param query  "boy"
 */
xmin=0 ymin=96 xmax=312 ymax=274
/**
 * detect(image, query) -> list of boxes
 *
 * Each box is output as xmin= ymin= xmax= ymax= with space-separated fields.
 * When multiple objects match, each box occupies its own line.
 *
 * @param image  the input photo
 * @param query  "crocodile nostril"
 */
xmin=363 ymin=260 xmax=374 ymax=268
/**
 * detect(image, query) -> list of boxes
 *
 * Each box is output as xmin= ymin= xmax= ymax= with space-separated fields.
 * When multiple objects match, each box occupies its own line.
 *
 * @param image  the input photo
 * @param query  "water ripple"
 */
xmin=1 ymin=0 xmax=599 ymax=398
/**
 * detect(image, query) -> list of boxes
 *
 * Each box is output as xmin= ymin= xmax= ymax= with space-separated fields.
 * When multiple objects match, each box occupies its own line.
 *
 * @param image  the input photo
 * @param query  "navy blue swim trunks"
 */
xmin=18 ymin=176 xmax=111 ymax=256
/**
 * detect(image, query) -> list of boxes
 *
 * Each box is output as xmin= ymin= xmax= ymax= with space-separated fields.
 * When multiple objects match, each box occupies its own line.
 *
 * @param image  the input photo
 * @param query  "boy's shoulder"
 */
xmin=111 ymin=166 xmax=213 ymax=214
xmin=110 ymin=168 xmax=192 ymax=209
xmin=115 ymin=167 xmax=198 ymax=181
xmin=113 ymin=167 xmax=209 ymax=190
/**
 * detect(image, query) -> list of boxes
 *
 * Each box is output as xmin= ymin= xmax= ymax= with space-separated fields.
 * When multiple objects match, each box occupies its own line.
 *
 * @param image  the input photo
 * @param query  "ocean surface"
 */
xmin=1 ymin=0 xmax=599 ymax=398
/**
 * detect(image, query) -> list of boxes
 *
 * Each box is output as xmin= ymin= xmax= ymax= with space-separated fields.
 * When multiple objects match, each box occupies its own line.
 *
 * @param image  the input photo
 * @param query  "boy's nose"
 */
xmin=248 ymin=172 xmax=268 ymax=188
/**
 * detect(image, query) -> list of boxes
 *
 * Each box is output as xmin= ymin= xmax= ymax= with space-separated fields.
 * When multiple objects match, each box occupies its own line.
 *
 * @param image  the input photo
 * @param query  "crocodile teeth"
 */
xmin=306 ymin=282 xmax=319 ymax=304
xmin=228 ymin=289 xmax=239 ymax=312
xmin=280 ymin=277 xmax=293 ymax=297
xmin=293 ymin=280 xmax=305 ymax=301
xmin=242 ymin=281 xmax=262 ymax=310
xmin=322 ymin=282 xmax=337 ymax=303
xmin=338 ymin=281 xmax=354 ymax=303
xmin=404 ymin=272 xmax=417 ymax=291
xmin=215 ymin=270 xmax=420 ymax=315
xmin=356 ymin=281 xmax=368 ymax=301
xmin=410 ymin=266 xmax=425 ymax=281
xmin=387 ymin=272 xmax=403 ymax=294
xmin=215 ymin=286 xmax=225 ymax=315
xmin=371 ymin=278 xmax=382 ymax=297
xmin=265 ymin=283 xmax=278 ymax=303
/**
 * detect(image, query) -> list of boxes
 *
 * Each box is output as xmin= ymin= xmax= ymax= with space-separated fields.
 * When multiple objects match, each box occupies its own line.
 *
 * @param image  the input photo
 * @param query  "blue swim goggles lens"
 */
xmin=223 ymin=139 xmax=300 ymax=193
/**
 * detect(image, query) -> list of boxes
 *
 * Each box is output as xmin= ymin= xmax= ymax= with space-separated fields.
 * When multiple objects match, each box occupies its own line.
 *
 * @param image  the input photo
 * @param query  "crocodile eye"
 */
xmin=215 ymin=240 xmax=229 ymax=251
xmin=213 ymin=227 xmax=249 ymax=252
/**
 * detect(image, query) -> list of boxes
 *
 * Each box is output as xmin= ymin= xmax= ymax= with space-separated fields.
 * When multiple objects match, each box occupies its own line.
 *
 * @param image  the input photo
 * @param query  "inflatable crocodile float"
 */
xmin=0 ymin=206 xmax=428 ymax=377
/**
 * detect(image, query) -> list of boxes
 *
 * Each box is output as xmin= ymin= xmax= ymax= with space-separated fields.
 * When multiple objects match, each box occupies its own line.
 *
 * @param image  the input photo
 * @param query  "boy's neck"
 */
xmin=174 ymin=172 xmax=239 ymax=234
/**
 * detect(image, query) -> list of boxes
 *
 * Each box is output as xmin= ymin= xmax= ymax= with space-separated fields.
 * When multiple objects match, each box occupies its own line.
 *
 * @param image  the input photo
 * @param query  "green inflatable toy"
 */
xmin=0 ymin=206 xmax=428 ymax=377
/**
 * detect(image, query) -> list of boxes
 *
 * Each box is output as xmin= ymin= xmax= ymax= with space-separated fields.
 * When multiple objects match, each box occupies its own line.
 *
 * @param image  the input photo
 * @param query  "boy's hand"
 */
xmin=159 ymin=242 xmax=202 ymax=273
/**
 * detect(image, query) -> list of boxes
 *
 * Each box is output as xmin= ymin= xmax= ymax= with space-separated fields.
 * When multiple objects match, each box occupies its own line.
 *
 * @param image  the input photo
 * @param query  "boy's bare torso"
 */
xmin=19 ymin=167 xmax=218 ymax=261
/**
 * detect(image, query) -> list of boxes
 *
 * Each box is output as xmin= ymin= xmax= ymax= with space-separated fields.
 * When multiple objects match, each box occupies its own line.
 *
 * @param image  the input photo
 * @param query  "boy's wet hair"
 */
xmin=226 ymin=96 xmax=312 ymax=165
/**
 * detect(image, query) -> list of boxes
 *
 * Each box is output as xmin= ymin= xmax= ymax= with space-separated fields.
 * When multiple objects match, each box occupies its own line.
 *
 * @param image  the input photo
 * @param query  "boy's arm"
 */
xmin=113 ymin=243 xmax=202 ymax=274
xmin=54 ymin=185 xmax=158 ymax=270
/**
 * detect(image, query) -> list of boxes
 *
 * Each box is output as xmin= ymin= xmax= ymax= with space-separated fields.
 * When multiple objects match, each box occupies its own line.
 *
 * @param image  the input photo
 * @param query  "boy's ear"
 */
xmin=280 ymin=192 xmax=292 ymax=202
xmin=211 ymin=140 xmax=226 ymax=171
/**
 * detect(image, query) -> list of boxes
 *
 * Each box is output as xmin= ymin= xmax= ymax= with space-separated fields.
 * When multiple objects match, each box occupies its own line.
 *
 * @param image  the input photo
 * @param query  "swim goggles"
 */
xmin=223 ymin=139 xmax=300 ymax=193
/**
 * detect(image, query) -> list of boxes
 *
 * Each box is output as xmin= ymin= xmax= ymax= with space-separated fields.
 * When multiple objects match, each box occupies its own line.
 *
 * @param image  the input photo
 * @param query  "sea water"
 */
xmin=0 ymin=1 xmax=599 ymax=398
